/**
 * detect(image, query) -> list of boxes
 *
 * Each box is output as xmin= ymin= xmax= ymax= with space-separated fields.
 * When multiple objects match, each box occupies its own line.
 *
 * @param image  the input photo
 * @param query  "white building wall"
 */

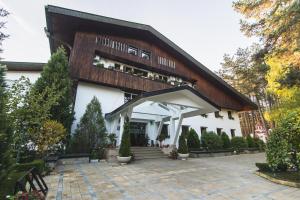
xmin=4 ymin=70 xmax=243 ymax=143
xmin=5 ymin=71 xmax=41 ymax=86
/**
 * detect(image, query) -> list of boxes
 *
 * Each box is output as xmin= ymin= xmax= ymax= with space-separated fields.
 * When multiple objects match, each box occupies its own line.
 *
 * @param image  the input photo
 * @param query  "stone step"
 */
xmin=131 ymin=147 xmax=166 ymax=160
xmin=135 ymin=155 xmax=168 ymax=160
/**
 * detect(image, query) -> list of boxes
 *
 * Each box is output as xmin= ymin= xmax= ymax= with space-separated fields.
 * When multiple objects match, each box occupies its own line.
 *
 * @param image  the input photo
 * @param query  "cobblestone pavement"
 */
xmin=45 ymin=153 xmax=300 ymax=200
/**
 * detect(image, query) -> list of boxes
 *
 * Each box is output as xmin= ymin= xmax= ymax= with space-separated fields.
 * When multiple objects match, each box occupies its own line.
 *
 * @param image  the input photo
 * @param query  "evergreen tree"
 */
xmin=221 ymin=132 xmax=231 ymax=149
xmin=0 ymin=66 xmax=13 ymax=179
xmin=34 ymin=47 xmax=74 ymax=132
xmin=72 ymin=96 xmax=107 ymax=153
xmin=178 ymin=134 xmax=188 ymax=154
xmin=187 ymin=128 xmax=200 ymax=149
xmin=119 ymin=117 xmax=131 ymax=157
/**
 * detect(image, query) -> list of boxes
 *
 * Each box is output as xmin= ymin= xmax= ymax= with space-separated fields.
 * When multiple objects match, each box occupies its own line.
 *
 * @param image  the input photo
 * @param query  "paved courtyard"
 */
xmin=45 ymin=153 xmax=300 ymax=200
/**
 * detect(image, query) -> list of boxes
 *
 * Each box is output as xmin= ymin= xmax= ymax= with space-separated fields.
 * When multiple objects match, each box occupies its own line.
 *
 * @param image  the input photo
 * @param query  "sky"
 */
xmin=0 ymin=0 xmax=256 ymax=72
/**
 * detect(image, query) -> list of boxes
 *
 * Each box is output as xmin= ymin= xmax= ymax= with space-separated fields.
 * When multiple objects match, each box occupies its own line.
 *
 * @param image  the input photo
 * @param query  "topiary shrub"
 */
xmin=221 ymin=132 xmax=231 ymax=149
xmin=201 ymin=131 xmax=223 ymax=150
xmin=266 ymin=128 xmax=290 ymax=172
xmin=187 ymin=128 xmax=200 ymax=149
xmin=231 ymin=136 xmax=248 ymax=152
xmin=178 ymin=134 xmax=188 ymax=154
xmin=246 ymin=135 xmax=255 ymax=148
xmin=119 ymin=117 xmax=131 ymax=157
xmin=253 ymin=137 xmax=265 ymax=151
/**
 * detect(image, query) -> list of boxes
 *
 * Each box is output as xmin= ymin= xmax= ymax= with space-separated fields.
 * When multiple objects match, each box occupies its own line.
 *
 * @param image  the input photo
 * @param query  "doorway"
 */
xmin=130 ymin=122 xmax=148 ymax=146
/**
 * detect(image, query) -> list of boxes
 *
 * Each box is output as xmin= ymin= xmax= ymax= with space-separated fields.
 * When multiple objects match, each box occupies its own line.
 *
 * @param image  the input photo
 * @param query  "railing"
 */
xmin=14 ymin=168 xmax=48 ymax=198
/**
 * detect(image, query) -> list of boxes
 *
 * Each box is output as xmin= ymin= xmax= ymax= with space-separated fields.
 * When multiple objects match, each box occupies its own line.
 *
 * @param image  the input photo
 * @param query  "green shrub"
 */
xmin=201 ymin=131 xmax=223 ymax=150
xmin=119 ymin=117 xmax=131 ymax=157
xmin=187 ymin=128 xmax=200 ymax=149
xmin=221 ymin=132 xmax=231 ymax=149
xmin=255 ymin=163 xmax=271 ymax=172
xmin=178 ymin=135 xmax=188 ymax=154
xmin=231 ymin=136 xmax=248 ymax=152
xmin=0 ymin=171 xmax=26 ymax=199
xmin=266 ymin=128 xmax=290 ymax=172
xmin=246 ymin=135 xmax=255 ymax=148
xmin=253 ymin=137 xmax=265 ymax=151
xmin=13 ymin=159 xmax=45 ymax=174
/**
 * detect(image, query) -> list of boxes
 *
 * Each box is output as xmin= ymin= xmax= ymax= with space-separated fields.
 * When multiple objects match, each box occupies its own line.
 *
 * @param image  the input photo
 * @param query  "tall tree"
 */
xmin=233 ymin=0 xmax=300 ymax=122
xmin=34 ymin=47 xmax=74 ymax=132
xmin=0 ymin=66 xmax=13 ymax=179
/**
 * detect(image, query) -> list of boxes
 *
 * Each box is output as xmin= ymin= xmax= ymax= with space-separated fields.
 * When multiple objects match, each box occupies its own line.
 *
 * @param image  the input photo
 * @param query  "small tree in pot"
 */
xmin=118 ymin=117 xmax=131 ymax=163
xmin=178 ymin=134 xmax=189 ymax=160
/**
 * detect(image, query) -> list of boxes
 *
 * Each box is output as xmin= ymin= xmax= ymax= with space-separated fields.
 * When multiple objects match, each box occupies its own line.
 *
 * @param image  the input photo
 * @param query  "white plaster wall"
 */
xmin=72 ymin=82 xmax=125 ymax=133
xmin=182 ymin=109 xmax=242 ymax=138
xmin=5 ymin=71 xmax=41 ymax=86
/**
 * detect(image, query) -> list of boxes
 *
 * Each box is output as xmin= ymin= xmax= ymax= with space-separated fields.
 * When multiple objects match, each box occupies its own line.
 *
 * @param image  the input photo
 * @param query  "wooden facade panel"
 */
xmin=69 ymin=32 xmax=245 ymax=110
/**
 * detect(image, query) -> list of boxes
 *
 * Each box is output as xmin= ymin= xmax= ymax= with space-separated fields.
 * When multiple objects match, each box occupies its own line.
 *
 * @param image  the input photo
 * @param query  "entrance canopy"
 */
xmin=105 ymin=86 xmax=220 ymax=146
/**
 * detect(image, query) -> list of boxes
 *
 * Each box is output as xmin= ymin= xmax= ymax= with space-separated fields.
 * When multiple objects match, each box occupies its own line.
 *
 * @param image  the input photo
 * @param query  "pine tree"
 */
xmin=34 ymin=47 xmax=74 ymax=132
xmin=221 ymin=132 xmax=231 ymax=149
xmin=119 ymin=117 xmax=131 ymax=157
xmin=72 ymin=96 xmax=107 ymax=153
xmin=0 ymin=66 xmax=13 ymax=178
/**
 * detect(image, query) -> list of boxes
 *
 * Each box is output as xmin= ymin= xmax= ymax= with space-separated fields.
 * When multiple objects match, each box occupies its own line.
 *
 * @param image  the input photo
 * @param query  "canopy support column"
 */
xmin=173 ymin=114 xmax=184 ymax=146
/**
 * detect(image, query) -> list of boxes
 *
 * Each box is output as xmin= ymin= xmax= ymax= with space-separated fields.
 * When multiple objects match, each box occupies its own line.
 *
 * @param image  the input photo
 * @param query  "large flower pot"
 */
xmin=117 ymin=156 xmax=131 ymax=164
xmin=178 ymin=153 xmax=189 ymax=160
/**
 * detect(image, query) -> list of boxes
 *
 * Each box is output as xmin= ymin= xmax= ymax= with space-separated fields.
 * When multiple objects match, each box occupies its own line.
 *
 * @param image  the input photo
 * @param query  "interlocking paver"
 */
xmin=44 ymin=153 xmax=300 ymax=200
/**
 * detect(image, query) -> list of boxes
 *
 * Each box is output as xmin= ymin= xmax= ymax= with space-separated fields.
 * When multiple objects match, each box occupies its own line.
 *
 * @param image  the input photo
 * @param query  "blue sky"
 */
xmin=0 ymin=0 xmax=256 ymax=71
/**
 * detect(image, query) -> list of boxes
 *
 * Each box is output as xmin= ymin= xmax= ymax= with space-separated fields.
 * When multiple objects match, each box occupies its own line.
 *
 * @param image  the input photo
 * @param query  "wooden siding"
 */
xmin=69 ymin=32 xmax=246 ymax=110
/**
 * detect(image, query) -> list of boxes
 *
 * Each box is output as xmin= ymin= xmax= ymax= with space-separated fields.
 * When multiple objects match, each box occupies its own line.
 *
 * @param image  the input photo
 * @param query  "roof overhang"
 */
xmin=105 ymin=86 xmax=220 ymax=120
xmin=0 ymin=61 xmax=45 ymax=71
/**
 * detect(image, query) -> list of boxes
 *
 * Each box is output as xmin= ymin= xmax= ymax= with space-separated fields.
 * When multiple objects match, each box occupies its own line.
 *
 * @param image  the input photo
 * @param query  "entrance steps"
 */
xmin=131 ymin=147 xmax=168 ymax=160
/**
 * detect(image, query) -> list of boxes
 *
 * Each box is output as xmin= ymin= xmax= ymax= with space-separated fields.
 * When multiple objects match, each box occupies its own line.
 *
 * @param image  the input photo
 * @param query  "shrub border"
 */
xmin=255 ymin=171 xmax=300 ymax=188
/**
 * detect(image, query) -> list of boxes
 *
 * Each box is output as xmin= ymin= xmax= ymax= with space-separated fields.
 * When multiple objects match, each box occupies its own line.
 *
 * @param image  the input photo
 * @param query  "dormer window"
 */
xmin=215 ymin=111 xmax=223 ymax=119
xmin=141 ymin=50 xmax=151 ymax=60
xmin=128 ymin=46 xmax=138 ymax=56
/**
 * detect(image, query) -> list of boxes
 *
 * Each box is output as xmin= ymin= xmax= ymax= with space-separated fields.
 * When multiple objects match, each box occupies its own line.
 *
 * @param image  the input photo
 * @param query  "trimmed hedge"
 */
xmin=201 ymin=131 xmax=223 ymax=150
xmin=13 ymin=159 xmax=45 ymax=174
xmin=221 ymin=132 xmax=231 ymax=149
xmin=256 ymin=163 xmax=271 ymax=172
xmin=119 ymin=117 xmax=131 ymax=157
xmin=231 ymin=136 xmax=248 ymax=152
xmin=246 ymin=135 xmax=255 ymax=148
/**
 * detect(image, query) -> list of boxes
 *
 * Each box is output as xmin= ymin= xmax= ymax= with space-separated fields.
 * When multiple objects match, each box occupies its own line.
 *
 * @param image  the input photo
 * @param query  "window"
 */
xmin=124 ymin=66 xmax=133 ymax=73
xmin=181 ymin=125 xmax=189 ymax=137
xmin=201 ymin=127 xmax=207 ymax=134
xmin=161 ymin=124 xmax=170 ymax=138
xmin=128 ymin=46 xmax=138 ymax=56
xmin=133 ymin=68 xmax=148 ymax=77
xmin=124 ymin=92 xmax=138 ymax=103
xmin=141 ymin=50 xmax=151 ymax=60
xmin=216 ymin=128 xmax=222 ymax=136
xmin=230 ymin=129 xmax=235 ymax=138
xmin=215 ymin=111 xmax=223 ymax=119
xmin=228 ymin=111 xmax=234 ymax=120
xmin=114 ymin=63 xmax=121 ymax=70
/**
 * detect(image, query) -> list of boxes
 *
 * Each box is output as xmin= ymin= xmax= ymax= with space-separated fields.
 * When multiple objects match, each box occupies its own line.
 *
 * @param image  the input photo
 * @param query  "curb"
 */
xmin=255 ymin=171 xmax=300 ymax=188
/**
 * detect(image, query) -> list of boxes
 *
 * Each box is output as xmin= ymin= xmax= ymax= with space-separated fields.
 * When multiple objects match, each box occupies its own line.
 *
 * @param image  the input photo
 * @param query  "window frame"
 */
xmin=128 ymin=45 xmax=138 ymax=56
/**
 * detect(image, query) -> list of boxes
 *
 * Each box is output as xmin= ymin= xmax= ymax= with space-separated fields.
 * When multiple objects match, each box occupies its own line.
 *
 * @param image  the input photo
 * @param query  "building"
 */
xmin=3 ymin=5 xmax=257 ymax=147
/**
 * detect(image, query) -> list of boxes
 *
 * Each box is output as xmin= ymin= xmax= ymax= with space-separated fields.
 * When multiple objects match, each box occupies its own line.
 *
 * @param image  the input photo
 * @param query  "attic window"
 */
xmin=128 ymin=46 xmax=138 ymax=56
xmin=141 ymin=50 xmax=151 ymax=60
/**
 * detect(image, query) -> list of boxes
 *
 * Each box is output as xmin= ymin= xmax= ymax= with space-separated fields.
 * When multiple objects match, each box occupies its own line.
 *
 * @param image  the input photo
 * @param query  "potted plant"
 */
xmin=178 ymin=135 xmax=189 ymax=160
xmin=90 ymin=149 xmax=99 ymax=163
xmin=117 ymin=117 xmax=131 ymax=164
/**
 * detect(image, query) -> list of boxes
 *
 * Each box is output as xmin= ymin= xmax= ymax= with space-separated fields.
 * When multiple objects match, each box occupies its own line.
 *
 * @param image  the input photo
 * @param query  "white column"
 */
xmin=156 ymin=121 xmax=164 ymax=139
xmin=173 ymin=115 xmax=184 ymax=146
xmin=170 ymin=118 xmax=176 ymax=147
xmin=117 ymin=113 xmax=126 ymax=146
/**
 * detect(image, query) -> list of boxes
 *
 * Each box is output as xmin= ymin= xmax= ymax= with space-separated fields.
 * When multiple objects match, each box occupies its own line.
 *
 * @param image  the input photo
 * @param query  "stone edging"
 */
xmin=255 ymin=171 xmax=300 ymax=188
